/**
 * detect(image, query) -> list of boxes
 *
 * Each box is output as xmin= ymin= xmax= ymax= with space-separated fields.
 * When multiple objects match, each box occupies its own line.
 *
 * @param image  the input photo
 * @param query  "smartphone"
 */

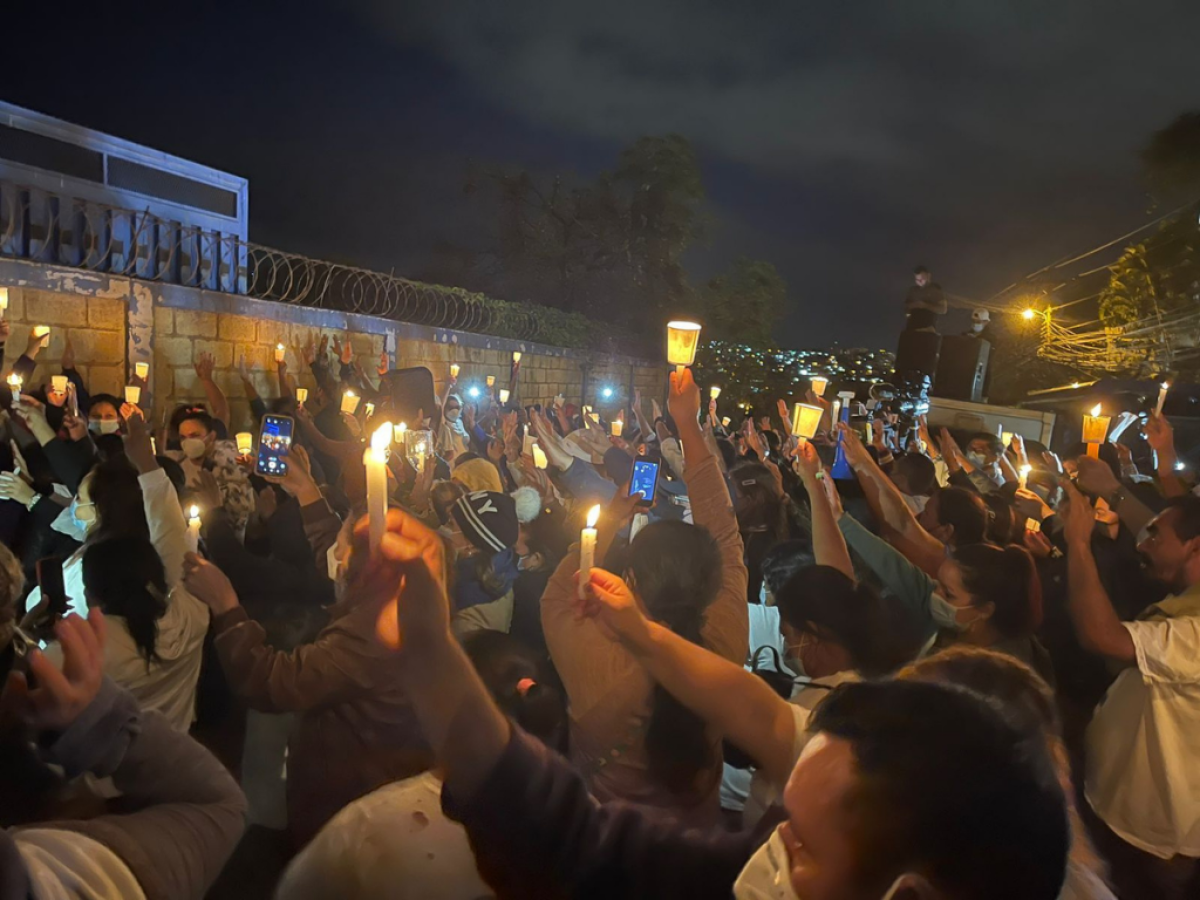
xmin=255 ymin=414 xmax=295 ymax=477
xmin=66 ymin=381 xmax=80 ymax=417
xmin=628 ymin=459 xmax=660 ymax=506
xmin=36 ymin=556 xmax=68 ymax=625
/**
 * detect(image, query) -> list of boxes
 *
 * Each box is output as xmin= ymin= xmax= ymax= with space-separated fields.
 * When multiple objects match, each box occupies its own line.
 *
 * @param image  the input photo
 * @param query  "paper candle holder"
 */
xmin=274 ymin=343 xmax=286 ymax=362
xmin=236 ymin=432 xmax=254 ymax=455
xmin=124 ymin=385 xmax=141 ymax=405
xmin=341 ymin=392 xmax=360 ymax=415
xmin=710 ymin=386 xmax=721 ymax=400
xmin=810 ymin=377 xmax=829 ymax=397
xmin=295 ymin=388 xmax=308 ymax=404
xmin=394 ymin=422 xmax=408 ymax=444
xmin=134 ymin=362 xmax=149 ymax=380
xmin=611 ymin=420 xmax=623 ymax=437
xmin=512 ymin=351 xmax=522 ymax=364
xmin=499 ymin=389 xmax=510 ymax=404
xmin=666 ymin=321 xmax=702 ymax=370
xmin=792 ymin=403 xmax=824 ymax=440
xmin=450 ymin=364 xmax=460 ymax=379
xmin=486 ymin=375 xmax=496 ymax=388
xmin=365 ymin=402 xmax=376 ymax=418
xmin=1001 ymin=431 xmax=1014 ymax=448
xmin=1081 ymin=406 xmax=1111 ymax=445
xmin=51 ymin=375 xmax=68 ymax=393
xmin=0 ymin=287 xmax=7 ymax=312
xmin=33 ymin=326 xmax=50 ymax=338
xmin=721 ymin=416 xmax=731 ymax=428
xmin=404 ymin=430 xmax=433 ymax=470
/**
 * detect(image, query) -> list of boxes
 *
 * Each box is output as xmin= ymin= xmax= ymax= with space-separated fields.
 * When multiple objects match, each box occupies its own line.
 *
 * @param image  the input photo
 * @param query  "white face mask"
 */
xmin=929 ymin=591 xmax=974 ymax=633
xmin=180 ymin=437 xmax=208 ymax=460
xmin=89 ymin=419 xmax=120 ymax=435
xmin=445 ymin=408 xmax=462 ymax=422
xmin=735 ymin=827 xmax=911 ymax=900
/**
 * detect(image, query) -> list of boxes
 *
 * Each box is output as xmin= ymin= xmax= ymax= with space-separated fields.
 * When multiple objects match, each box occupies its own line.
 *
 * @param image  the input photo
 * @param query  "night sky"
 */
xmin=6 ymin=0 xmax=1200 ymax=349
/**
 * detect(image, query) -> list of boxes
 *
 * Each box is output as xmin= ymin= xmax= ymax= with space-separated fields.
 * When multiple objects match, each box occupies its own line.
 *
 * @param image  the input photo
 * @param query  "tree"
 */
xmin=1142 ymin=112 xmax=1200 ymax=207
xmin=702 ymin=257 xmax=786 ymax=345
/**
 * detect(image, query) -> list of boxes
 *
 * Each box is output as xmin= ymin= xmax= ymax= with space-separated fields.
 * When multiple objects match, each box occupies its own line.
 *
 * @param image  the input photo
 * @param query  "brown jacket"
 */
xmin=541 ymin=447 xmax=749 ymax=825
xmin=213 ymin=590 xmax=431 ymax=846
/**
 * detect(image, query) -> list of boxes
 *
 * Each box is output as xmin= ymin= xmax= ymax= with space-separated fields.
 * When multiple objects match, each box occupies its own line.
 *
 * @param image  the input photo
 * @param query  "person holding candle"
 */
xmin=539 ymin=366 xmax=748 ymax=824
xmin=448 ymin=490 xmax=521 ymax=634
xmin=172 ymin=408 xmax=256 ymax=539
xmin=438 ymin=380 xmax=471 ymax=461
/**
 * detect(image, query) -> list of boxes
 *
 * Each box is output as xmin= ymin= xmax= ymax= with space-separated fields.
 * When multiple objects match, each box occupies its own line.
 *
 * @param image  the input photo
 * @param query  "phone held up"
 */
xmin=255 ymin=414 xmax=295 ymax=478
xmin=628 ymin=458 xmax=660 ymax=507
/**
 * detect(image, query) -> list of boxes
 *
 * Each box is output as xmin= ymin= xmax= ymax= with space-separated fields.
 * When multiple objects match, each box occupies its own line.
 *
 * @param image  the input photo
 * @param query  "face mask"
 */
xmin=180 ymin=438 xmax=208 ymax=460
xmin=966 ymin=451 xmax=989 ymax=468
xmin=89 ymin=419 xmax=120 ymax=436
xmin=759 ymin=583 xmax=774 ymax=606
xmin=929 ymin=591 xmax=974 ymax=633
xmin=70 ymin=497 xmax=97 ymax=534
xmin=972 ymin=322 xmax=985 ymax=333
xmin=735 ymin=827 xmax=913 ymax=900
xmin=445 ymin=409 xmax=462 ymax=422
xmin=51 ymin=502 xmax=89 ymax=543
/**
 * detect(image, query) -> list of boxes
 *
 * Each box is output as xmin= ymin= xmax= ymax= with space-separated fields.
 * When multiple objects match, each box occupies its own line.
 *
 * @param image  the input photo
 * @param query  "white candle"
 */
xmin=124 ymin=385 xmax=141 ymax=406
xmin=186 ymin=505 xmax=201 ymax=553
xmin=275 ymin=343 xmax=286 ymax=363
xmin=51 ymin=375 xmax=68 ymax=393
xmin=1018 ymin=464 xmax=1032 ymax=491
xmin=499 ymin=389 xmax=510 ymax=404
xmin=831 ymin=400 xmax=842 ymax=426
xmin=450 ymin=364 xmax=460 ymax=379
xmin=0 ymin=287 xmax=7 ymax=313
xmin=1156 ymin=382 xmax=1169 ymax=416
xmin=394 ymin=421 xmax=407 ymax=444
xmin=365 ymin=402 xmax=376 ymax=418
xmin=365 ymin=422 xmax=392 ymax=553
xmin=578 ymin=504 xmax=601 ymax=600
xmin=295 ymin=387 xmax=308 ymax=406
xmin=341 ymin=391 xmax=360 ymax=415
xmin=7 ymin=374 xmax=21 ymax=404
xmin=236 ymin=432 xmax=253 ymax=455
xmin=135 ymin=361 xmax=149 ymax=380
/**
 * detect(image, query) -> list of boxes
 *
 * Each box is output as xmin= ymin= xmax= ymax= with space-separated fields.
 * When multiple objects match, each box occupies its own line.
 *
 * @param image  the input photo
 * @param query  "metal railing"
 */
xmin=0 ymin=180 xmax=639 ymax=353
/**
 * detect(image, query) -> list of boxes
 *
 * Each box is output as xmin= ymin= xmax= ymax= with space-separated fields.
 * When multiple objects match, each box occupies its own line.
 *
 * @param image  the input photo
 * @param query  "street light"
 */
xmin=1022 ymin=308 xmax=1036 ymax=321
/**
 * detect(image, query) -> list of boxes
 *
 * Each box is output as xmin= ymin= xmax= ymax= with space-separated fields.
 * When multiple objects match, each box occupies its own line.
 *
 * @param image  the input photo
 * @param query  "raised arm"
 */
xmin=670 ymin=368 xmax=748 ymax=663
xmin=193 ymin=352 xmax=230 ymax=430
xmin=793 ymin=441 xmax=854 ymax=580
xmin=125 ymin=409 xmax=189 ymax=590
xmin=1074 ymin=454 xmax=1158 ymax=538
xmin=1061 ymin=480 xmax=1136 ymax=664
xmin=1145 ymin=413 xmax=1187 ymax=498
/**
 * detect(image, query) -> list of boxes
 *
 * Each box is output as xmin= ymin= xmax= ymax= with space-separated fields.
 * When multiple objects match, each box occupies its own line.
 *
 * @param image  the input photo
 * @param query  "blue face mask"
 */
xmin=70 ymin=498 xmax=96 ymax=534
xmin=929 ymin=592 xmax=972 ymax=633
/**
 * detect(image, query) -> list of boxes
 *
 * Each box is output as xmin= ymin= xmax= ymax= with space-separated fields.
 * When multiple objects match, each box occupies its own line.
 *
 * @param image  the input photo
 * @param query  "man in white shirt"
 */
xmin=1063 ymin=484 xmax=1200 ymax=899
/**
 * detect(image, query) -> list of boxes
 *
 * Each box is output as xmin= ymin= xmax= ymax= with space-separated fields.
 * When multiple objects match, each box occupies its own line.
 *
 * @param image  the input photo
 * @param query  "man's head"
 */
xmin=890 ymin=453 xmax=937 ymax=498
xmin=917 ymin=486 xmax=989 ymax=547
xmin=1138 ymin=496 xmax=1200 ymax=593
xmin=964 ymin=433 xmax=1001 ymax=465
xmin=971 ymin=308 xmax=990 ymax=333
xmin=177 ymin=409 xmax=217 ymax=461
xmin=913 ymin=265 xmax=932 ymax=288
xmin=743 ymin=680 xmax=1068 ymax=900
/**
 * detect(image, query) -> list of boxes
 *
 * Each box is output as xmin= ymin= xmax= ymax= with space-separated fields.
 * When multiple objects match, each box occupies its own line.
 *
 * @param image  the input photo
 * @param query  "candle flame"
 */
xmin=276 ymin=343 xmax=284 ymax=351
xmin=1019 ymin=464 xmax=1032 ymax=476
xmin=586 ymin=505 xmax=601 ymax=528
xmin=6 ymin=374 xmax=20 ymax=386
xmin=371 ymin=422 xmax=393 ymax=454
xmin=1162 ymin=382 xmax=1170 ymax=390
xmin=188 ymin=504 xmax=200 ymax=520
xmin=1090 ymin=404 xmax=1102 ymax=417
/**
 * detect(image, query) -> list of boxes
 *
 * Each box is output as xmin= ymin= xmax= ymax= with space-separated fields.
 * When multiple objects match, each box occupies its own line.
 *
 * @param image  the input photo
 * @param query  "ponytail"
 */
xmin=81 ymin=536 xmax=167 ymax=668
xmin=955 ymin=544 xmax=1041 ymax=637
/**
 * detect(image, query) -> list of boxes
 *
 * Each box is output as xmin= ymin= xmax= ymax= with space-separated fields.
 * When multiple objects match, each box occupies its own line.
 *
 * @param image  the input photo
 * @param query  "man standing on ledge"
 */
xmin=904 ymin=265 xmax=947 ymax=332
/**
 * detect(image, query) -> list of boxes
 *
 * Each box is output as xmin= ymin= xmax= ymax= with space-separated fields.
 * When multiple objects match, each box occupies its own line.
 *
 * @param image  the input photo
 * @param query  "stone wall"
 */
xmin=0 ymin=259 xmax=664 ymax=432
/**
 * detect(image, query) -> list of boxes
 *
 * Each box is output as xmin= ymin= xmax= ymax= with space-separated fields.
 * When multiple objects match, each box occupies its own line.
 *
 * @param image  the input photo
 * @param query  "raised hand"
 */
xmin=0 ymin=611 xmax=108 ymax=733
xmin=1061 ymin=479 xmax=1097 ymax=548
xmin=122 ymin=405 xmax=157 ymax=474
xmin=366 ymin=509 xmax=450 ymax=651
xmin=667 ymin=367 xmax=701 ymax=427
xmin=574 ymin=568 xmax=651 ymax=645
xmin=792 ymin=438 xmax=823 ymax=483
xmin=1144 ymin=412 xmax=1175 ymax=455
xmin=183 ymin=553 xmax=240 ymax=616
xmin=1074 ymin=454 xmax=1120 ymax=500
xmin=25 ymin=328 xmax=50 ymax=359
xmin=194 ymin=351 xmax=215 ymax=382
xmin=340 ymin=335 xmax=354 ymax=366
xmin=0 ymin=471 xmax=35 ymax=507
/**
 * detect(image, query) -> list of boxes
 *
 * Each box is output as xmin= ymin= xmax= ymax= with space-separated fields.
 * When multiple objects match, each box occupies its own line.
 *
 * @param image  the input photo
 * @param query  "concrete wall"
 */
xmin=0 ymin=259 xmax=664 ymax=431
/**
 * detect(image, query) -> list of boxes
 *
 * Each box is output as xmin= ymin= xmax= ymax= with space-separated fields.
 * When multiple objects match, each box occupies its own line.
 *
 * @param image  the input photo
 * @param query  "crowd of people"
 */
xmin=1 ymin=319 xmax=1198 ymax=899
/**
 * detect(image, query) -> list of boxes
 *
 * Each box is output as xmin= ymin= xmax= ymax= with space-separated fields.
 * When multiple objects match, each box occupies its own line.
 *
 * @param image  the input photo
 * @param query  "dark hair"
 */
xmin=763 ymin=430 xmax=781 ymax=455
xmin=892 ymin=453 xmax=937 ymax=496
xmin=158 ymin=456 xmax=187 ymax=498
xmin=954 ymin=544 xmax=1041 ymax=636
xmin=469 ymin=551 xmax=511 ymax=601
xmin=175 ymin=408 xmax=215 ymax=434
xmin=934 ymin=487 xmax=989 ymax=546
xmin=760 ymin=540 xmax=815 ymax=598
xmin=93 ymin=433 xmax=127 ymax=461
xmin=521 ymin=505 xmax=571 ymax=568
xmin=730 ymin=461 xmax=786 ymax=537
xmin=776 ymin=566 xmax=918 ymax=677
xmin=85 ymin=393 xmax=123 ymax=417
xmin=430 ymin=480 xmax=466 ymax=527
xmin=913 ymin=265 xmax=931 ymax=275
xmin=715 ymin=437 xmax=738 ymax=472
xmin=1164 ymin=495 xmax=1200 ymax=542
xmin=628 ymin=519 xmax=722 ymax=795
xmin=809 ymin=680 xmax=1069 ymax=900
xmin=461 ymin=630 xmax=566 ymax=750
xmin=965 ymin=432 xmax=1003 ymax=455
xmin=82 ymin=536 xmax=167 ymax=666
xmin=88 ymin=456 xmax=150 ymax=544
xmin=983 ymin=492 xmax=1018 ymax=546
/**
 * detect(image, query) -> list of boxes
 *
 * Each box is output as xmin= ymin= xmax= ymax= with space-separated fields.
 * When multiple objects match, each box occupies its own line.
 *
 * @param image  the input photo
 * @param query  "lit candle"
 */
xmin=394 ymin=421 xmax=407 ymax=444
xmin=665 ymin=321 xmax=702 ymax=375
xmin=791 ymin=403 xmax=824 ymax=442
xmin=721 ymin=416 xmax=731 ymax=428
xmin=578 ymin=504 xmax=601 ymax=600
xmin=33 ymin=326 xmax=50 ymax=339
xmin=275 ymin=343 xmax=286 ymax=363
xmin=236 ymin=432 xmax=253 ymax=456
xmin=512 ymin=351 xmax=522 ymax=364
xmin=1081 ymin=404 xmax=1111 ymax=459
xmin=135 ymin=361 xmax=149 ymax=380
xmin=486 ymin=375 xmax=495 ymax=388
xmin=124 ymin=385 xmax=141 ymax=406
xmin=365 ymin=422 xmax=393 ymax=553
xmin=1018 ymin=464 xmax=1031 ymax=491
xmin=831 ymin=400 xmax=842 ymax=426
xmin=499 ymin=389 xmax=510 ymax=404
xmin=532 ymin=444 xmax=548 ymax=469
xmin=611 ymin=419 xmax=624 ymax=437
xmin=404 ymin=429 xmax=430 ymax=473
xmin=710 ymin=386 xmax=721 ymax=400
xmin=186 ymin=505 xmax=201 ymax=553
xmin=450 ymin=363 xmax=460 ymax=379
xmin=0 ymin=287 xmax=7 ymax=313
xmin=811 ymin=376 xmax=829 ymax=397
xmin=1156 ymin=382 xmax=1169 ymax=416
xmin=295 ymin=387 xmax=308 ymax=406
xmin=7 ymin=373 xmax=21 ymax=404
xmin=590 ymin=412 xmax=600 ymax=424
xmin=51 ymin=375 xmax=68 ymax=393
xmin=341 ymin=391 xmax=360 ymax=415
xmin=1001 ymin=431 xmax=1014 ymax=449
xmin=365 ymin=402 xmax=376 ymax=418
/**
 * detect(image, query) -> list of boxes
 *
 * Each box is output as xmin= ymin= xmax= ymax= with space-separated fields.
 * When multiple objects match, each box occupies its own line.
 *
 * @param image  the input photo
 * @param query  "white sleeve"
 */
xmin=138 ymin=468 xmax=189 ymax=591
xmin=660 ymin=438 xmax=686 ymax=479
xmin=1125 ymin=616 xmax=1200 ymax=684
